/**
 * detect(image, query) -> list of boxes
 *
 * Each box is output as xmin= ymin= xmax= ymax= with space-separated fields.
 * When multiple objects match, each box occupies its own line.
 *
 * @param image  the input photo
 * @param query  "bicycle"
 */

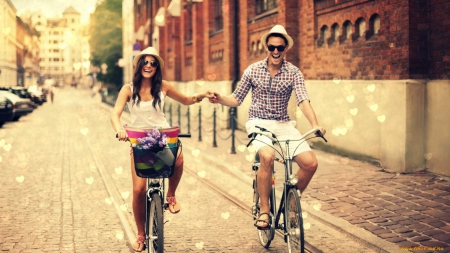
xmin=247 ymin=126 xmax=327 ymax=253
xmin=118 ymin=126 xmax=190 ymax=253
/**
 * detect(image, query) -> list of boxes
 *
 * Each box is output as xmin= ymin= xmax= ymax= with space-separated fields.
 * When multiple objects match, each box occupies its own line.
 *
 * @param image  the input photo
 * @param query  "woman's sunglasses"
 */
xmin=267 ymin=45 xmax=286 ymax=52
xmin=143 ymin=60 xmax=158 ymax=67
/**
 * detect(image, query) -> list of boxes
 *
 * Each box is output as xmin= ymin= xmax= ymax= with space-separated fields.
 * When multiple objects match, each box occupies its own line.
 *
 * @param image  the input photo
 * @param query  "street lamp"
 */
xmin=59 ymin=42 xmax=66 ymax=85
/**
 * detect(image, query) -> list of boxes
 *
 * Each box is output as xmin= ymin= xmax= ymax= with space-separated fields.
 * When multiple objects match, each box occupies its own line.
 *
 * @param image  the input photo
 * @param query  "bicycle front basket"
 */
xmin=125 ymin=126 xmax=180 ymax=178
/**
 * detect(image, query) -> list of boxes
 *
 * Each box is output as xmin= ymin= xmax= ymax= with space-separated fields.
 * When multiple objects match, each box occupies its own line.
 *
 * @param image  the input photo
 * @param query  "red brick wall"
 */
xmin=429 ymin=0 xmax=450 ymax=79
xmin=136 ymin=0 xmax=449 ymax=81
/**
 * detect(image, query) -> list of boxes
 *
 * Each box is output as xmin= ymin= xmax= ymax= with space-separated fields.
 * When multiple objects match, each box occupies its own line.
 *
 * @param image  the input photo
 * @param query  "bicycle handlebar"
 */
xmin=247 ymin=126 xmax=327 ymax=147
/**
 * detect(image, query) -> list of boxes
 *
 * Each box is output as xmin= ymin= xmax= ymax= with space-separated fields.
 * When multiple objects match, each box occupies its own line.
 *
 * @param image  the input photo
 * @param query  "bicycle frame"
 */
xmin=273 ymin=140 xmax=297 ymax=236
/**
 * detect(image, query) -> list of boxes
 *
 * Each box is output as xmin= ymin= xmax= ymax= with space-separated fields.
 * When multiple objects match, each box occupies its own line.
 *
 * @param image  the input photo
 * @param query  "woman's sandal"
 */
xmin=132 ymin=235 xmax=146 ymax=252
xmin=165 ymin=196 xmax=181 ymax=214
xmin=254 ymin=212 xmax=271 ymax=230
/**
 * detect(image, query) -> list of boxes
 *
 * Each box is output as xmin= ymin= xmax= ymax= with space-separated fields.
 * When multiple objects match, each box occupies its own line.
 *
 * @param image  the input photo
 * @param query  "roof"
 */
xmin=63 ymin=6 xmax=80 ymax=15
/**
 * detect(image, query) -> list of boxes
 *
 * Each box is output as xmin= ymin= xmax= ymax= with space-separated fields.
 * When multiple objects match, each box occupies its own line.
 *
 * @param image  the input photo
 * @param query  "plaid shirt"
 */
xmin=232 ymin=58 xmax=310 ymax=122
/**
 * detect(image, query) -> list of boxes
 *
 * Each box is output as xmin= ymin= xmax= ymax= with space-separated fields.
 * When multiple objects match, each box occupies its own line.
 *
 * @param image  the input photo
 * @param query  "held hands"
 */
xmin=206 ymin=90 xmax=221 ymax=104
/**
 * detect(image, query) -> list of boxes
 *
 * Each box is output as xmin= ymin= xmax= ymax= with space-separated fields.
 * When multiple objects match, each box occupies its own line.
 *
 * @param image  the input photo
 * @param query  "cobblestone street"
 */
xmin=1 ymin=87 xmax=449 ymax=253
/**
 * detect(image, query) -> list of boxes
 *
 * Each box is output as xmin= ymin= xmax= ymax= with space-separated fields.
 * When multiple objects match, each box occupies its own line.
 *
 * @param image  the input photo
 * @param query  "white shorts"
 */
xmin=245 ymin=119 xmax=311 ymax=158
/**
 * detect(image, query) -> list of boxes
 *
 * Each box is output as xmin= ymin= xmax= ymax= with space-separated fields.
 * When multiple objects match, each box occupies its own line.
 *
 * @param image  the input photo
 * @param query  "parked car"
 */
xmin=27 ymin=86 xmax=47 ymax=104
xmin=0 ymin=94 xmax=14 ymax=126
xmin=0 ymin=86 xmax=39 ymax=107
xmin=0 ymin=91 xmax=33 ymax=121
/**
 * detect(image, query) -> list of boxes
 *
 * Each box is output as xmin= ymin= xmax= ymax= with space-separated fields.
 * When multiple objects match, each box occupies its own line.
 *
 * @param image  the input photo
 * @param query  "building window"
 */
xmin=367 ymin=14 xmax=380 ymax=39
xmin=213 ymin=0 xmax=223 ymax=32
xmin=329 ymin=23 xmax=340 ymax=45
xmin=342 ymin=20 xmax=352 ymax=42
xmin=185 ymin=8 xmax=193 ymax=42
xmin=355 ymin=18 xmax=366 ymax=40
xmin=256 ymin=0 xmax=277 ymax=15
xmin=318 ymin=25 xmax=328 ymax=47
xmin=54 ymin=58 xmax=60 ymax=62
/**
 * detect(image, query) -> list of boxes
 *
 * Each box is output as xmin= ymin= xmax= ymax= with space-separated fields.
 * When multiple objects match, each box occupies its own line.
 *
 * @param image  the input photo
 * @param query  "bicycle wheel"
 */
xmin=253 ymin=178 xmax=273 ymax=248
xmin=148 ymin=192 xmax=164 ymax=253
xmin=286 ymin=188 xmax=304 ymax=253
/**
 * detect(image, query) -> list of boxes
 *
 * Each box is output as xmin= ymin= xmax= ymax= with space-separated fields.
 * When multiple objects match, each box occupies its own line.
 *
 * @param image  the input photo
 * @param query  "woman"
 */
xmin=110 ymin=47 xmax=208 ymax=252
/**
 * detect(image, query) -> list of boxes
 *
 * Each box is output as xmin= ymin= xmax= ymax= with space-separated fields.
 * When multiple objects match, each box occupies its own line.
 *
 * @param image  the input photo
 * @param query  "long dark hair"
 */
xmin=131 ymin=56 xmax=163 ymax=109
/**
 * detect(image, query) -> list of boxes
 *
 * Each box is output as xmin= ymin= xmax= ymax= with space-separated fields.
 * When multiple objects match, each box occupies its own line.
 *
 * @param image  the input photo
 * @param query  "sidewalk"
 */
xmin=166 ymin=102 xmax=450 ymax=253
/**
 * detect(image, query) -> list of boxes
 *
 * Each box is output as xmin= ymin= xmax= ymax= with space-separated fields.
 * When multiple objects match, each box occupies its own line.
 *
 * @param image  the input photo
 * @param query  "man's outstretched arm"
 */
xmin=207 ymin=91 xmax=239 ymax=107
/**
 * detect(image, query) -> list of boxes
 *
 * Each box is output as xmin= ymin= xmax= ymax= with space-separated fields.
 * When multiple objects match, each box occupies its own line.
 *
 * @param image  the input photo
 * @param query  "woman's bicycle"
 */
xmin=247 ymin=126 xmax=327 ymax=253
xmin=118 ymin=126 xmax=190 ymax=253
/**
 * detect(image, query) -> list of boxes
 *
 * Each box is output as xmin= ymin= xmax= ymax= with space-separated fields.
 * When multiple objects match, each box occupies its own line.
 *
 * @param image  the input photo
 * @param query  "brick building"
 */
xmin=133 ymin=0 xmax=449 ymax=82
xmin=131 ymin=0 xmax=450 ymax=176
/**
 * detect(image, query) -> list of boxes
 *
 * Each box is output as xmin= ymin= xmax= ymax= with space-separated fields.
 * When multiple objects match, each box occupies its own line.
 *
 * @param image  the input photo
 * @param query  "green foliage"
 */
xmin=89 ymin=0 xmax=123 ymax=88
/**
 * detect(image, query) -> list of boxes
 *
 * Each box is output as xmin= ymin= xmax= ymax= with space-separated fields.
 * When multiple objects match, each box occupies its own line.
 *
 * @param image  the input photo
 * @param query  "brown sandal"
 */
xmin=254 ymin=212 xmax=271 ymax=230
xmin=132 ymin=235 xmax=146 ymax=252
xmin=166 ymin=196 xmax=181 ymax=214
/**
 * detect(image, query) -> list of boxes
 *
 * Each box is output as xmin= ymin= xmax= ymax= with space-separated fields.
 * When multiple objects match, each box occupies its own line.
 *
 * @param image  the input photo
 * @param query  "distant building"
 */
xmin=16 ymin=16 xmax=40 ymax=87
xmin=21 ymin=6 xmax=91 ymax=86
xmin=0 ymin=0 xmax=18 ymax=86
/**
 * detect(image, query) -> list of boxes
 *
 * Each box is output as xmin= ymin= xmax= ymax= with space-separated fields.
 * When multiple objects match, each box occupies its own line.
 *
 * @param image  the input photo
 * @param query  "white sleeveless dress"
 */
xmin=127 ymin=83 xmax=170 ymax=128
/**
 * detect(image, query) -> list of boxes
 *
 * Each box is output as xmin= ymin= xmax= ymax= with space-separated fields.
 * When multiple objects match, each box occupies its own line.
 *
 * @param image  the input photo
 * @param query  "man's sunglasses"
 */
xmin=143 ymin=60 xmax=158 ymax=67
xmin=267 ymin=45 xmax=286 ymax=52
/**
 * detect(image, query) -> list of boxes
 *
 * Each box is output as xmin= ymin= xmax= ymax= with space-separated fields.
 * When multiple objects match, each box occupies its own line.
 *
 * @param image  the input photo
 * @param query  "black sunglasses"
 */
xmin=267 ymin=45 xmax=286 ymax=52
xmin=143 ymin=60 xmax=158 ymax=67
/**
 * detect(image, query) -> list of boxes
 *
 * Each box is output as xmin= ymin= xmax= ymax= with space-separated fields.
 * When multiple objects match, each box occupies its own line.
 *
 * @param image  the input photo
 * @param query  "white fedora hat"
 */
xmin=260 ymin=24 xmax=294 ymax=50
xmin=133 ymin=47 xmax=165 ymax=70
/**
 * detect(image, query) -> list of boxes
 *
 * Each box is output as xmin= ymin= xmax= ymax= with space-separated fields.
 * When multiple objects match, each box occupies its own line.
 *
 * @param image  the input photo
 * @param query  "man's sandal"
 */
xmin=254 ymin=212 xmax=271 ymax=230
xmin=165 ymin=196 xmax=181 ymax=214
xmin=132 ymin=235 xmax=146 ymax=252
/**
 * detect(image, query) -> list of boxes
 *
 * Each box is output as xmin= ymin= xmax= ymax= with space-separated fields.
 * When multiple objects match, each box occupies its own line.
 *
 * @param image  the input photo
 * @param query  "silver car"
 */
xmin=0 ymin=91 xmax=34 ymax=121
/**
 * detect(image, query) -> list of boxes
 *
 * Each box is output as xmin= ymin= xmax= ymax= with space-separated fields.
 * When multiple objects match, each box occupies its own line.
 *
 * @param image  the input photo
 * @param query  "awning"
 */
xmin=168 ymin=0 xmax=181 ymax=17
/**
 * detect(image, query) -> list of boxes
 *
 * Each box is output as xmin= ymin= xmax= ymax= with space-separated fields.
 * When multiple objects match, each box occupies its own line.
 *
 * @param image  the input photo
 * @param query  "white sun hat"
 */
xmin=260 ymin=24 xmax=294 ymax=50
xmin=133 ymin=47 xmax=165 ymax=70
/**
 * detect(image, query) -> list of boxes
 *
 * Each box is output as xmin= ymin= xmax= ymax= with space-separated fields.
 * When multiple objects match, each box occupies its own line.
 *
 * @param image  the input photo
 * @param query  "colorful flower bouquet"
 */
xmin=132 ymin=128 xmax=168 ymax=152
xmin=125 ymin=126 xmax=180 ymax=178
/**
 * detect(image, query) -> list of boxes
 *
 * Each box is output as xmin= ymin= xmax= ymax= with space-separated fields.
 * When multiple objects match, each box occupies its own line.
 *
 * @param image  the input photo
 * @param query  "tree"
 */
xmin=89 ymin=0 xmax=123 ymax=89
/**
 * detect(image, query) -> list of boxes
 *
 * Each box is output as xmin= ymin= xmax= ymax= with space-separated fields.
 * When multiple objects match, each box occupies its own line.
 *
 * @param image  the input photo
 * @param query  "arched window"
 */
xmin=367 ymin=14 xmax=381 ymax=39
xmin=329 ymin=23 xmax=340 ymax=45
xmin=342 ymin=20 xmax=352 ymax=42
xmin=318 ymin=25 xmax=328 ymax=47
xmin=355 ymin=18 xmax=366 ymax=40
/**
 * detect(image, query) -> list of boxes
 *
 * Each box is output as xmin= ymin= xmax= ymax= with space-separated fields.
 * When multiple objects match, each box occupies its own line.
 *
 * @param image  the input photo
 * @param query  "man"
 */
xmin=207 ymin=24 xmax=326 ymax=230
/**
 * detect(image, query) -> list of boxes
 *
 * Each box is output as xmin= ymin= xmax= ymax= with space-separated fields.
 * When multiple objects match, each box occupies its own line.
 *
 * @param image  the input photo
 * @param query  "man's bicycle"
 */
xmin=247 ymin=126 xmax=327 ymax=253
xmin=119 ymin=126 xmax=190 ymax=253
